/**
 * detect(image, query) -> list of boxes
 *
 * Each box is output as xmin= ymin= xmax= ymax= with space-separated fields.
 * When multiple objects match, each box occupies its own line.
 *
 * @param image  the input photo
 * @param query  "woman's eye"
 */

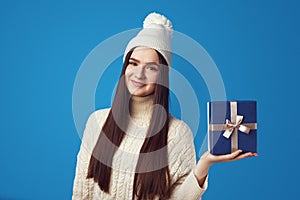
xmin=146 ymin=64 xmax=159 ymax=71
xmin=129 ymin=61 xmax=138 ymax=66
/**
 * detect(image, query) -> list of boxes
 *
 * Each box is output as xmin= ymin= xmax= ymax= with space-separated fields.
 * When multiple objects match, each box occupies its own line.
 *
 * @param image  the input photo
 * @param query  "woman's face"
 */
xmin=125 ymin=47 xmax=160 ymax=97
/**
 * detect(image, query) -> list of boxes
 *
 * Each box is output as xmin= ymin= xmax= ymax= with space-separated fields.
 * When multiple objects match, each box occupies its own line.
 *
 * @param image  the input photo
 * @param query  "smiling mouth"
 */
xmin=131 ymin=80 xmax=146 ymax=87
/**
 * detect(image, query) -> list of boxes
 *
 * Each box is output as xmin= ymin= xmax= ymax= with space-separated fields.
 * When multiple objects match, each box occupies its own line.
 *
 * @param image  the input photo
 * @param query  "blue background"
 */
xmin=1 ymin=0 xmax=299 ymax=199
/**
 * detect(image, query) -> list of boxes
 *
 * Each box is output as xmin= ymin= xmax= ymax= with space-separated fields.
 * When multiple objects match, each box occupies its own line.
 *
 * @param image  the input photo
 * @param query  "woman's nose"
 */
xmin=134 ymin=65 xmax=146 ymax=79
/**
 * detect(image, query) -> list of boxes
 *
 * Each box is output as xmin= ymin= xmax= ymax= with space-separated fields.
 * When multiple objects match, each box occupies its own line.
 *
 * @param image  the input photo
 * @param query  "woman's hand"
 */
xmin=193 ymin=150 xmax=258 ymax=187
xmin=200 ymin=150 xmax=258 ymax=165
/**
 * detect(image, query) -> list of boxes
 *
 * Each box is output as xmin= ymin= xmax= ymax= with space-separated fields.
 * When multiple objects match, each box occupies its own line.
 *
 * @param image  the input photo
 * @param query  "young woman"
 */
xmin=72 ymin=12 xmax=257 ymax=200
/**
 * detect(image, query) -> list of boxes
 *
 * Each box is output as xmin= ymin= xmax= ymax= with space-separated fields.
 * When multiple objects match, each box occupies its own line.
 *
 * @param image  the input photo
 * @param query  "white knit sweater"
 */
xmin=72 ymin=95 xmax=208 ymax=199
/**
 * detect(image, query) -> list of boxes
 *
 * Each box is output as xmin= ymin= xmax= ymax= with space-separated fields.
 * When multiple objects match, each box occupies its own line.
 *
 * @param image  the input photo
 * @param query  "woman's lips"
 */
xmin=131 ymin=80 xmax=146 ymax=87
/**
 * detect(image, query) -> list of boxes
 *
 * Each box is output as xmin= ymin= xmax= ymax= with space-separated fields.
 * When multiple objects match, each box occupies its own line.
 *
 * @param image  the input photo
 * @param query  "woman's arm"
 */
xmin=169 ymin=169 xmax=208 ymax=200
xmin=167 ymin=121 xmax=208 ymax=200
xmin=72 ymin=112 xmax=100 ymax=200
xmin=168 ymin=120 xmax=258 ymax=200
xmin=72 ymin=109 xmax=109 ymax=200
xmin=72 ymin=145 xmax=94 ymax=200
xmin=194 ymin=150 xmax=258 ymax=186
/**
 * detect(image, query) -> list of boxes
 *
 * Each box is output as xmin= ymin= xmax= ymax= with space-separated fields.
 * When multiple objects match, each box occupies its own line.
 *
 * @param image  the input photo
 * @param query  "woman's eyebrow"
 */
xmin=129 ymin=57 xmax=159 ymax=65
xmin=129 ymin=57 xmax=140 ymax=63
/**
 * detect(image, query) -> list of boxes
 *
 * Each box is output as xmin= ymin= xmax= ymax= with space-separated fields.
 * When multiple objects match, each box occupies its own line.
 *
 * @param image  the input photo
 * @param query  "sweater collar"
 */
xmin=129 ymin=94 xmax=154 ymax=124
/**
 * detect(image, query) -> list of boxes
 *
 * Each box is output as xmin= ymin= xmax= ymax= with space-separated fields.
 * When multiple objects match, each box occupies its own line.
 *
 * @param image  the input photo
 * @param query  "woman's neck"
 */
xmin=129 ymin=94 xmax=154 ymax=124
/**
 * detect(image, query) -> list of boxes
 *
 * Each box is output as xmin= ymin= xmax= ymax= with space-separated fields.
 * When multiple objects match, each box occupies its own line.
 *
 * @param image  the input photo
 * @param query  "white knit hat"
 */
xmin=123 ymin=12 xmax=173 ymax=67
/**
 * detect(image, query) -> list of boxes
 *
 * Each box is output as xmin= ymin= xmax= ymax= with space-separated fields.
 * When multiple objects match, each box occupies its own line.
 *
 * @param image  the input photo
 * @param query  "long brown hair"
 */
xmin=87 ymin=48 xmax=171 ymax=199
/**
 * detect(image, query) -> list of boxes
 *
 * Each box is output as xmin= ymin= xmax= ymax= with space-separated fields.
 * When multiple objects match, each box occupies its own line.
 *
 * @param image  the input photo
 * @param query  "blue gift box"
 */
xmin=207 ymin=101 xmax=257 ymax=155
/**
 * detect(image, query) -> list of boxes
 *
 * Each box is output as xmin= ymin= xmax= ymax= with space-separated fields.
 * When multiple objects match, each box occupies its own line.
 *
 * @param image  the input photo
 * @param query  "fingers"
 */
xmin=200 ymin=150 xmax=258 ymax=165
xmin=224 ymin=150 xmax=243 ymax=161
xmin=216 ymin=150 xmax=258 ymax=163
xmin=231 ymin=149 xmax=243 ymax=159
xmin=232 ymin=151 xmax=258 ymax=161
xmin=234 ymin=152 xmax=252 ymax=160
xmin=212 ymin=150 xmax=242 ymax=162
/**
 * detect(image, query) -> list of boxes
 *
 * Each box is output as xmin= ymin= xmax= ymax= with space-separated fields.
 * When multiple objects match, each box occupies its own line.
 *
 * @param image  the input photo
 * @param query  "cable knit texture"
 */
xmin=72 ymin=95 xmax=208 ymax=200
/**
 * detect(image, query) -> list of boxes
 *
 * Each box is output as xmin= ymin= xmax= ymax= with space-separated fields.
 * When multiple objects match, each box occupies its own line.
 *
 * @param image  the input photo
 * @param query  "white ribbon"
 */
xmin=223 ymin=115 xmax=251 ymax=139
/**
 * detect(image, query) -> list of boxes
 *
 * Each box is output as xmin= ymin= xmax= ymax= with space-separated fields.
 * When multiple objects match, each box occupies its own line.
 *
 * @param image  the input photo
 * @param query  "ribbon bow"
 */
xmin=223 ymin=115 xmax=251 ymax=139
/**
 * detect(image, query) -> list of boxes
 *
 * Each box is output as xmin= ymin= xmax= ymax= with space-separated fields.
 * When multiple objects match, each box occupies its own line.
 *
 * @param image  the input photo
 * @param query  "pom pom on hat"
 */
xmin=123 ymin=12 xmax=173 ymax=67
xmin=143 ymin=12 xmax=172 ymax=30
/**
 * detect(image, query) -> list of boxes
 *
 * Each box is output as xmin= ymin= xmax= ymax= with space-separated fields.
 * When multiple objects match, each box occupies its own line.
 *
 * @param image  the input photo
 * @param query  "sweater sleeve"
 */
xmin=72 ymin=142 xmax=94 ymax=200
xmin=72 ymin=109 xmax=109 ymax=200
xmin=168 ymin=120 xmax=208 ymax=200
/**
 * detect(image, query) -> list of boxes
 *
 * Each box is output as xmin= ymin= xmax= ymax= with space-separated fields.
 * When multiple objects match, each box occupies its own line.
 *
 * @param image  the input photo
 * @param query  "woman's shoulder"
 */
xmin=169 ymin=114 xmax=191 ymax=130
xmin=81 ymin=108 xmax=111 ymax=151
xmin=168 ymin=114 xmax=193 ymax=140
xmin=92 ymin=107 xmax=111 ymax=116
xmin=87 ymin=107 xmax=111 ymax=124
xmin=83 ymin=108 xmax=111 ymax=137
